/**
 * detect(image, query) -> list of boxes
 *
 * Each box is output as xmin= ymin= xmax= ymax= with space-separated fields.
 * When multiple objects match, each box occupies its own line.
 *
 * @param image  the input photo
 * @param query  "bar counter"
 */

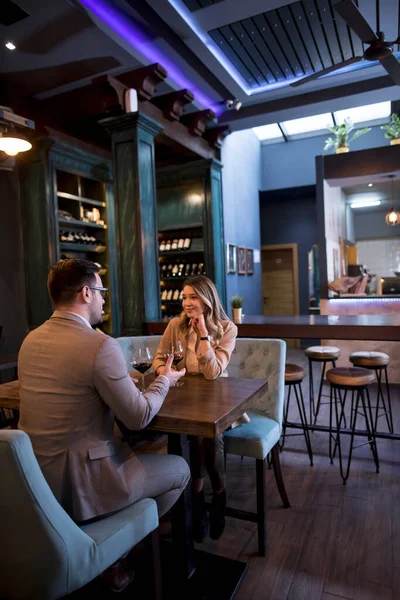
xmin=145 ymin=314 xmax=400 ymax=341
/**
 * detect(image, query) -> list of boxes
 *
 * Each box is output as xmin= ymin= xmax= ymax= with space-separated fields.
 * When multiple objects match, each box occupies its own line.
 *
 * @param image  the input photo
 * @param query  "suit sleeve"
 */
xmin=93 ymin=336 xmax=169 ymax=430
xmin=197 ymin=322 xmax=238 ymax=380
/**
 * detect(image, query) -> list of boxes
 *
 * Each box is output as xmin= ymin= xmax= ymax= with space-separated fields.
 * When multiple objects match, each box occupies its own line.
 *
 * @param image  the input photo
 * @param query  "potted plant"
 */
xmin=381 ymin=113 xmax=400 ymax=145
xmin=231 ymin=295 xmax=243 ymax=324
xmin=324 ymin=119 xmax=371 ymax=154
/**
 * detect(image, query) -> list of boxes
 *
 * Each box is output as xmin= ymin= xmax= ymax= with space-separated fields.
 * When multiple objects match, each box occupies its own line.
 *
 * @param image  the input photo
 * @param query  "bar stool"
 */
xmin=305 ymin=345 xmax=341 ymax=425
xmin=280 ymin=364 xmax=313 ymax=465
xmin=349 ymin=351 xmax=393 ymax=433
xmin=327 ymin=367 xmax=379 ymax=484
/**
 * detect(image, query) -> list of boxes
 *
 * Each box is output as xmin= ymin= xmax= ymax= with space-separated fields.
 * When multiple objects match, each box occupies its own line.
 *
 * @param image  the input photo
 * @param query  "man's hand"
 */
xmin=128 ymin=371 xmax=139 ymax=383
xmin=160 ymin=354 xmax=186 ymax=386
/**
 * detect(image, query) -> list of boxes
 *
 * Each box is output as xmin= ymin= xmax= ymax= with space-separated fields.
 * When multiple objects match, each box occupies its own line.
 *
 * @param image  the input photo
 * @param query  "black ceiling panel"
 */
xmin=0 ymin=0 xmax=30 ymax=26
xmin=207 ymin=0 xmax=379 ymax=90
xmin=182 ymin=0 xmax=224 ymax=11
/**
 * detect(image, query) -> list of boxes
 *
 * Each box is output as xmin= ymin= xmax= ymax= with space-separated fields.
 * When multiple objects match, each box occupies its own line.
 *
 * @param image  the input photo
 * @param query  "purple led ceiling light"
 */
xmin=78 ymin=0 xmax=223 ymax=115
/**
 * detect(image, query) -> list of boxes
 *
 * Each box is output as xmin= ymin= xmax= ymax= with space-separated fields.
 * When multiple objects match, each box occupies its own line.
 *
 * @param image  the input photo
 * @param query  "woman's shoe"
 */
xmin=193 ymin=489 xmax=209 ymax=543
xmin=209 ymin=489 xmax=226 ymax=540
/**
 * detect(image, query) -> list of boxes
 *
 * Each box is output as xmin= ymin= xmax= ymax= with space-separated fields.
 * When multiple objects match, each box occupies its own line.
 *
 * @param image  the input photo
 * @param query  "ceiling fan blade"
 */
xmin=381 ymin=54 xmax=400 ymax=85
xmin=334 ymin=0 xmax=378 ymax=43
xmin=290 ymin=57 xmax=362 ymax=87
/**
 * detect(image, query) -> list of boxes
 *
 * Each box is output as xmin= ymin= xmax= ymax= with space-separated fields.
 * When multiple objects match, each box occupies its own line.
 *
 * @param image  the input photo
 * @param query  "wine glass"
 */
xmin=131 ymin=346 xmax=153 ymax=392
xmin=164 ymin=340 xmax=184 ymax=387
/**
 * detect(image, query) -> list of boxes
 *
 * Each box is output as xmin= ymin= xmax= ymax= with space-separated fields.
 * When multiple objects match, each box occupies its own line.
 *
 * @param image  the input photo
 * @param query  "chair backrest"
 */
xmin=0 ymin=430 xmax=96 ymax=599
xmin=227 ymin=338 xmax=286 ymax=425
xmin=116 ymin=336 xmax=162 ymax=369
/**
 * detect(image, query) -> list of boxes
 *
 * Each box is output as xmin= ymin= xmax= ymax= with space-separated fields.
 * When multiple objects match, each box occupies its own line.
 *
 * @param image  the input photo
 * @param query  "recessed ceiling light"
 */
xmin=5 ymin=41 xmax=16 ymax=50
xmin=368 ymin=183 xmax=373 ymax=187
xmin=350 ymin=200 xmax=381 ymax=208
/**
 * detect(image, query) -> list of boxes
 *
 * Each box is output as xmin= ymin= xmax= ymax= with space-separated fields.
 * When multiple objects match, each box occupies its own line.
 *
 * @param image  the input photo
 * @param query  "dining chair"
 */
xmin=224 ymin=338 xmax=290 ymax=557
xmin=0 ymin=430 xmax=162 ymax=600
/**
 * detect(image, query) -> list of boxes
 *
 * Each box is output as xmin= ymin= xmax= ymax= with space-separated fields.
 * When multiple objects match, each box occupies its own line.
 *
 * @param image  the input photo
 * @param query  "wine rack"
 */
xmin=55 ymin=169 xmax=113 ymax=333
xmin=158 ymin=226 xmax=205 ymax=319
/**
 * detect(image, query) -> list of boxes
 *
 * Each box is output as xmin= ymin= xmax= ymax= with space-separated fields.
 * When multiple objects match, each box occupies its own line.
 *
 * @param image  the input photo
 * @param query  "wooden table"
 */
xmin=0 ymin=375 xmax=268 ymax=599
xmin=145 ymin=314 xmax=400 ymax=341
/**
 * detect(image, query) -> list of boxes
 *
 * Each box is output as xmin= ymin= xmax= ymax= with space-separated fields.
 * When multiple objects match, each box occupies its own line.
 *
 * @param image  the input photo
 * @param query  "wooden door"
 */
xmin=262 ymin=244 xmax=299 ymax=347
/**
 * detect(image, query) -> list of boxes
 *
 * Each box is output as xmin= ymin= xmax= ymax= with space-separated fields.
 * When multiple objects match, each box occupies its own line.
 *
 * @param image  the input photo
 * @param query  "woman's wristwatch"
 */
xmin=200 ymin=335 xmax=210 ymax=341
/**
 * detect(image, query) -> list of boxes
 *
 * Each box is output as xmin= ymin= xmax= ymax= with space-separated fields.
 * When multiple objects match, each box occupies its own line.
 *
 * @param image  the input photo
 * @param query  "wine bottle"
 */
xmin=159 ymin=240 xmax=166 ymax=252
xmin=167 ymin=289 xmax=173 ymax=300
xmin=184 ymin=237 xmax=191 ymax=250
xmin=178 ymin=238 xmax=185 ymax=250
xmin=171 ymin=238 xmax=178 ymax=251
xmin=60 ymin=231 xmax=68 ymax=242
xmin=160 ymin=264 xmax=167 ymax=278
xmin=172 ymin=289 xmax=180 ymax=301
xmin=165 ymin=240 xmax=172 ymax=251
xmin=184 ymin=263 xmax=191 ymax=276
xmin=166 ymin=264 xmax=173 ymax=277
xmin=67 ymin=231 xmax=74 ymax=242
xmin=178 ymin=263 xmax=184 ymax=276
xmin=161 ymin=289 xmax=168 ymax=300
xmin=179 ymin=289 xmax=183 ymax=300
xmin=191 ymin=263 xmax=197 ymax=275
xmin=197 ymin=263 xmax=204 ymax=275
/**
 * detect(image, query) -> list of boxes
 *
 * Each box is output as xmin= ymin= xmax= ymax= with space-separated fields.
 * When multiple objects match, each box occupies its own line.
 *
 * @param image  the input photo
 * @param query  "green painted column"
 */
xmin=101 ymin=113 xmax=163 ymax=335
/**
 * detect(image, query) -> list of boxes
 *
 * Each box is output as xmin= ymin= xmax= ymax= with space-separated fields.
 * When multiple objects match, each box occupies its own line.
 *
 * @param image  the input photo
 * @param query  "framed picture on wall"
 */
xmin=226 ymin=243 xmax=236 ymax=274
xmin=237 ymin=246 xmax=246 ymax=275
xmin=246 ymin=248 xmax=254 ymax=275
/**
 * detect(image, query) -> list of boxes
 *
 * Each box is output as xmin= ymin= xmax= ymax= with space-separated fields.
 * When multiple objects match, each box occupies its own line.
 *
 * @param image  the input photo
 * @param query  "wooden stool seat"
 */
xmin=349 ymin=351 xmax=389 ymax=367
xmin=327 ymin=367 xmax=375 ymax=387
xmin=305 ymin=345 xmax=340 ymax=360
xmin=285 ymin=364 xmax=305 ymax=383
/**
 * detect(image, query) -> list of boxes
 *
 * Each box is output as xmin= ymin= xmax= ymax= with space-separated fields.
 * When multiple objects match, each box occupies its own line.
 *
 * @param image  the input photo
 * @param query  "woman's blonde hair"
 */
xmin=179 ymin=275 xmax=230 ymax=340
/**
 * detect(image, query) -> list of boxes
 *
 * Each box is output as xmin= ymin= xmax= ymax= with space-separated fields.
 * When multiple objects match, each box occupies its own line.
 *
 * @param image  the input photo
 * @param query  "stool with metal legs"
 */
xmin=305 ymin=345 xmax=343 ymax=425
xmin=327 ymin=367 xmax=379 ymax=484
xmin=280 ymin=364 xmax=313 ymax=466
xmin=349 ymin=351 xmax=393 ymax=433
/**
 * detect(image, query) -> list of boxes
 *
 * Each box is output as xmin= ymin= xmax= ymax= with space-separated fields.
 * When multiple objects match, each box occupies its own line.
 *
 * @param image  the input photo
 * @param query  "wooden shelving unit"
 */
xmin=56 ymin=169 xmax=113 ymax=333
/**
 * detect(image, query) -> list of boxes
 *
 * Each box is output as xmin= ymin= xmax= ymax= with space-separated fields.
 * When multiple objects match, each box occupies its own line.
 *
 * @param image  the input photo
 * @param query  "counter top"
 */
xmin=145 ymin=314 xmax=400 ymax=341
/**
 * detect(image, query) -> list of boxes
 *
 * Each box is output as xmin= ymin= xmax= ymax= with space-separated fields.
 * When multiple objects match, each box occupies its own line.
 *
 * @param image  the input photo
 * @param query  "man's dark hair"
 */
xmin=47 ymin=259 xmax=100 ymax=305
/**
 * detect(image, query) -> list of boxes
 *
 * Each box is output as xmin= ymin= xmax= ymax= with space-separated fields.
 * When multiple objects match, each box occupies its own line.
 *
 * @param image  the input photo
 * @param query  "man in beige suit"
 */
xmin=18 ymin=258 xmax=190 ymax=591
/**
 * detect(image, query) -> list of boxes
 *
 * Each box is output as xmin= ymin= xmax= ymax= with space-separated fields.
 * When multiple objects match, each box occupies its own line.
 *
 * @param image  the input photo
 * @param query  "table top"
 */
xmin=145 ymin=314 xmax=400 ymax=341
xmin=0 ymin=376 xmax=268 ymax=438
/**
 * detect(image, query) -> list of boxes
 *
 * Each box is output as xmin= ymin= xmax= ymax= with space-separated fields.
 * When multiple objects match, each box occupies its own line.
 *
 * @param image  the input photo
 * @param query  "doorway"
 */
xmin=261 ymin=243 xmax=300 ymax=347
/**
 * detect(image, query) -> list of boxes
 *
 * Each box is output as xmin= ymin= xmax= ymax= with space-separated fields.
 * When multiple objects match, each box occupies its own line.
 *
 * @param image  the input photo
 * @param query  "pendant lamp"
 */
xmin=385 ymin=175 xmax=400 ymax=227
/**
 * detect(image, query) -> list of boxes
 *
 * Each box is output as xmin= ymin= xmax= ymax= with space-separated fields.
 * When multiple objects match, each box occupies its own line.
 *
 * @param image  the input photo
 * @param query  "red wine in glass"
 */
xmin=131 ymin=347 xmax=153 ymax=391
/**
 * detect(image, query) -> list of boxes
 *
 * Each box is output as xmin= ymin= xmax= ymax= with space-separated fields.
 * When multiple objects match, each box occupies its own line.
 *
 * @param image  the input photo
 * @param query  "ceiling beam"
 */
xmin=117 ymin=63 xmax=167 ymax=100
xmin=153 ymin=89 xmax=194 ymax=120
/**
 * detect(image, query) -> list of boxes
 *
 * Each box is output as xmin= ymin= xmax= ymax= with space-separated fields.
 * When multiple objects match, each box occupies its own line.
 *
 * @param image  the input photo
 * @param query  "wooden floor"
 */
xmin=197 ymin=354 xmax=400 ymax=600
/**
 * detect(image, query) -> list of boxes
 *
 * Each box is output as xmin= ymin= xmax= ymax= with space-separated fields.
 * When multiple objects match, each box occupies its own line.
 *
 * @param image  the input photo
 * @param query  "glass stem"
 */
xmin=142 ymin=373 xmax=145 ymax=392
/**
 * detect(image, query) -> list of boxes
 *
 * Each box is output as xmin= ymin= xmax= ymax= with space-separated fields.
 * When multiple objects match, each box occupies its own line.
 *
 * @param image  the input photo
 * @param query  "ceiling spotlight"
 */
xmin=5 ymin=42 xmax=16 ymax=51
xmin=225 ymin=99 xmax=242 ymax=111
xmin=368 ymin=183 xmax=373 ymax=187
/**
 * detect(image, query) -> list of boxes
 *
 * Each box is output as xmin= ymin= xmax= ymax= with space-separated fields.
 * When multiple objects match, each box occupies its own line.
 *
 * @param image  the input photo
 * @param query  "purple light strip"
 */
xmin=330 ymin=297 xmax=400 ymax=301
xmin=78 ymin=0 xmax=223 ymax=115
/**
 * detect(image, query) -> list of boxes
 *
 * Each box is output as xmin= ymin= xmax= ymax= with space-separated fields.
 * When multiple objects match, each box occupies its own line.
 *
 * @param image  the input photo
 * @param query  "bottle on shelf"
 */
xmin=167 ymin=289 xmax=173 ymax=300
xmin=172 ymin=264 xmax=179 ymax=277
xmin=172 ymin=289 xmax=180 ymax=301
xmin=160 ymin=264 xmax=167 ymax=278
xmin=178 ymin=263 xmax=184 ymax=276
xmin=190 ymin=263 xmax=198 ymax=275
xmin=166 ymin=264 xmax=173 ymax=277
xmin=178 ymin=238 xmax=185 ymax=250
xmin=161 ymin=289 xmax=168 ymax=301
xmin=159 ymin=240 xmax=166 ymax=252
xmin=184 ymin=237 xmax=191 ymax=250
xmin=184 ymin=263 xmax=191 ymax=276
xmin=197 ymin=263 xmax=204 ymax=275
xmin=171 ymin=238 xmax=179 ymax=251
xmin=179 ymin=289 xmax=183 ymax=301
xmin=165 ymin=239 xmax=172 ymax=252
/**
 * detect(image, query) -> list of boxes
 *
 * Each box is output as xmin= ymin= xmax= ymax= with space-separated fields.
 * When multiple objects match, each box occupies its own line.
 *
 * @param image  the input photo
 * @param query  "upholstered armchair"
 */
xmin=224 ymin=338 xmax=290 ymax=556
xmin=0 ymin=430 xmax=161 ymax=600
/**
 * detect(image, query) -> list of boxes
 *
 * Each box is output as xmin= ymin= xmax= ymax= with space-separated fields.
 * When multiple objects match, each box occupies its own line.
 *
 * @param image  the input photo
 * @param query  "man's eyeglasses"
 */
xmin=78 ymin=286 xmax=108 ymax=300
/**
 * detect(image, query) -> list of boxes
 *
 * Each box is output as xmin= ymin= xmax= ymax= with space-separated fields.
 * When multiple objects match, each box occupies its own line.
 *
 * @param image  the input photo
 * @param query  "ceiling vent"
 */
xmin=0 ymin=0 xmax=30 ymax=27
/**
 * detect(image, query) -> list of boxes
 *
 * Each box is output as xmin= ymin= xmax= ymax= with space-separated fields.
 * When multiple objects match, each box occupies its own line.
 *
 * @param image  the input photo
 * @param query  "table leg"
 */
xmin=167 ymin=433 xmax=196 ymax=580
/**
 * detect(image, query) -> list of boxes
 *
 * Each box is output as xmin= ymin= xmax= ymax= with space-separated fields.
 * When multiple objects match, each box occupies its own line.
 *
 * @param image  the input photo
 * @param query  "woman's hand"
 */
xmin=190 ymin=314 xmax=208 ymax=338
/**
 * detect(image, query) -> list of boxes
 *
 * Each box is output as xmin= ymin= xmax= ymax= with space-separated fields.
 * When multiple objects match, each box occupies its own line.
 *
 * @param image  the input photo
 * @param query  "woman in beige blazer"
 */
xmin=153 ymin=275 xmax=246 ymax=543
